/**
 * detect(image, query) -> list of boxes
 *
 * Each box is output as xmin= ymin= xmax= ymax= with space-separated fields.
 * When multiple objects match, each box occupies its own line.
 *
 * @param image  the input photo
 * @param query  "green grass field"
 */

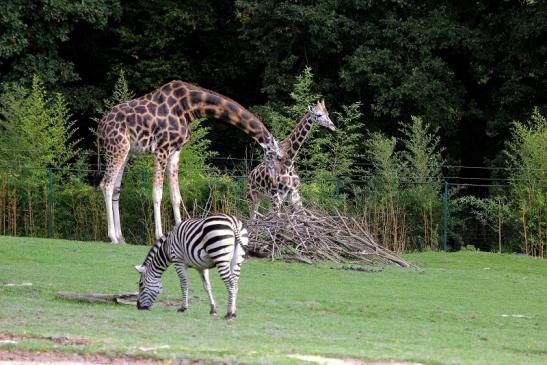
xmin=0 ymin=236 xmax=545 ymax=364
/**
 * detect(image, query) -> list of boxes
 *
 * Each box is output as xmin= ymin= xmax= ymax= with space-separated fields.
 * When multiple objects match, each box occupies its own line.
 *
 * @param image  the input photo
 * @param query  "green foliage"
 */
xmin=286 ymin=66 xmax=321 ymax=118
xmin=505 ymin=108 xmax=547 ymax=256
xmin=456 ymin=195 xmax=514 ymax=253
xmin=364 ymin=132 xmax=403 ymax=199
xmin=99 ymin=69 xmax=135 ymax=114
xmin=0 ymin=1 xmax=120 ymax=85
xmin=237 ymin=0 xmax=546 ymax=165
xmin=359 ymin=132 xmax=407 ymax=251
xmin=0 ymin=75 xmax=80 ymax=177
xmin=400 ymin=116 xmax=444 ymax=249
xmin=1 ymin=0 xmax=545 ymax=168
xmin=329 ymin=102 xmax=364 ymax=182
xmin=358 ymin=116 xmax=445 ymax=251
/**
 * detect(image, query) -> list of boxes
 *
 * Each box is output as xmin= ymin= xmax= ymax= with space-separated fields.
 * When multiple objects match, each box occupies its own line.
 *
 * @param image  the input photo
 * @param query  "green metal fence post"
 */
xmin=47 ymin=168 xmax=53 ymax=238
xmin=335 ymin=179 xmax=341 ymax=198
xmin=442 ymin=180 xmax=449 ymax=251
xmin=235 ymin=176 xmax=242 ymax=211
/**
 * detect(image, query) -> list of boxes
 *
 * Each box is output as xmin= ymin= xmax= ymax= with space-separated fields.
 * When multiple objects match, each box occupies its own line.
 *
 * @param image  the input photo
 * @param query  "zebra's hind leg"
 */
xmin=217 ymin=264 xmax=239 ymax=320
xmin=198 ymin=269 xmax=217 ymax=316
xmin=174 ymin=263 xmax=189 ymax=312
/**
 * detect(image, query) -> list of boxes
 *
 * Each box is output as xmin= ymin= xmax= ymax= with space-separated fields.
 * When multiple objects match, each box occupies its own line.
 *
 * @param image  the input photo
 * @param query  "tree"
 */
xmin=0 ymin=1 xmax=121 ymax=111
xmin=0 ymin=75 xmax=80 ymax=177
xmin=400 ymin=116 xmax=444 ymax=249
xmin=236 ymin=0 xmax=546 ymax=168
xmin=505 ymin=108 xmax=547 ymax=257
xmin=456 ymin=195 xmax=513 ymax=254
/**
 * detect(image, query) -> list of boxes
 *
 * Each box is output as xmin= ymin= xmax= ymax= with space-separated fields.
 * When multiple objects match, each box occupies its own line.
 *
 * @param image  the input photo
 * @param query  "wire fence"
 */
xmin=0 ymin=164 xmax=545 ymax=255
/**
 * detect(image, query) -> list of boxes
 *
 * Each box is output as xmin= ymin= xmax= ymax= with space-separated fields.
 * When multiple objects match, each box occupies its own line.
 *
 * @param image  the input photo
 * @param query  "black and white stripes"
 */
xmin=135 ymin=214 xmax=248 ymax=319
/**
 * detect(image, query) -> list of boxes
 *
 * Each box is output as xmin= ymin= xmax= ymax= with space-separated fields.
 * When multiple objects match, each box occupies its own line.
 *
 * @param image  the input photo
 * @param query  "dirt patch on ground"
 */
xmin=0 ymin=352 xmax=425 ymax=365
xmin=288 ymin=354 xmax=426 ymax=365
xmin=0 ymin=350 xmax=218 ymax=364
xmin=0 ymin=334 xmax=89 ymax=347
xmin=0 ymin=334 xmax=216 ymax=364
xmin=0 ymin=335 xmax=421 ymax=365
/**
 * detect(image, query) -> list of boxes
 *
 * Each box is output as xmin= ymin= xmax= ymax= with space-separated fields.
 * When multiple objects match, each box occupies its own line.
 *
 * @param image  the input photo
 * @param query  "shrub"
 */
xmin=505 ymin=108 xmax=546 ymax=257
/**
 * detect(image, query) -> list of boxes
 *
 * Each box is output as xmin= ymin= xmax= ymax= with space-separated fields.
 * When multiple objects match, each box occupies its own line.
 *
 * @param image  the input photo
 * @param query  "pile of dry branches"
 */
xmin=246 ymin=208 xmax=415 ymax=268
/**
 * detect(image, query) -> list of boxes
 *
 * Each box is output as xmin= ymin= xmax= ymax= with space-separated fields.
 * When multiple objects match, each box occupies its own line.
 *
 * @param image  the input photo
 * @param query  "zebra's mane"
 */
xmin=142 ymin=236 xmax=167 ymax=267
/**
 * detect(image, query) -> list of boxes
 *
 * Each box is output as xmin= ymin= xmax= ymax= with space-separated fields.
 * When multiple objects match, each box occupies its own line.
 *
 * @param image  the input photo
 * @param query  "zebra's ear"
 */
xmin=134 ymin=265 xmax=146 ymax=273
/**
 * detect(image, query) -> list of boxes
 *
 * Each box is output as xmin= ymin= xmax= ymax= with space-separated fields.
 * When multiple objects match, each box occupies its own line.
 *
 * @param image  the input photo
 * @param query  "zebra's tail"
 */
xmin=229 ymin=219 xmax=246 ymax=275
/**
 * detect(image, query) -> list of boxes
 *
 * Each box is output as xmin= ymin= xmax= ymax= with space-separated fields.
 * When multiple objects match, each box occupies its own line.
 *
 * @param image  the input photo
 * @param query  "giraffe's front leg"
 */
xmin=174 ymin=263 xmax=189 ymax=312
xmin=101 ymin=183 xmax=118 ymax=244
xmin=167 ymin=150 xmax=183 ymax=224
xmin=153 ymin=154 xmax=168 ymax=239
xmin=290 ymin=189 xmax=303 ymax=212
xmin=112 ymin=155 xmax=129 ymax=244
xmin=100 ymin=146 xmax=130 ymax=244
xmin=248 ymin=189 xmax=259 ymax=220
xmin=270 ymin=192 xmax=282 ymax=217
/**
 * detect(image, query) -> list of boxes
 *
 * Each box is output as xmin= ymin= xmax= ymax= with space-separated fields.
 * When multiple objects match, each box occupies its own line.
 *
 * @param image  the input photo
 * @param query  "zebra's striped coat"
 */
xmin=135 ymin=214 xmax=248 ymax=319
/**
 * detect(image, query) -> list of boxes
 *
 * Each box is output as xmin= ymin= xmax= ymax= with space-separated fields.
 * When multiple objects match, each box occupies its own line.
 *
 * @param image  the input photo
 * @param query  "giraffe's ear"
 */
xmin=134 ymin=265 xmax=146 ymax=273
xmin=320 ymin=99 xmax=326 ymax=108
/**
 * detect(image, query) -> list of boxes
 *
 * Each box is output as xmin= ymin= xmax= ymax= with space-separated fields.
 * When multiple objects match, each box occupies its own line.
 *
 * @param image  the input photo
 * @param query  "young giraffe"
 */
xmin=247 ymin=100 xmax=335 ymax=219
xmin=98 ymin=80 xmax=281 ymax=244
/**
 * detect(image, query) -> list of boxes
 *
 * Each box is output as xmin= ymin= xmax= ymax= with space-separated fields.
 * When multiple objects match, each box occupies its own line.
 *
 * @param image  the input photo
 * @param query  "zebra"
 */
xmin=134 ymin=213 xmax=248 ymax=320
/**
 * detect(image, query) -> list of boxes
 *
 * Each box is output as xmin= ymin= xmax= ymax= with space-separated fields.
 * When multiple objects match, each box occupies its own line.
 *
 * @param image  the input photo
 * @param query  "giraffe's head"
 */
xmin=308 ymin=99 xmax=335 ymax=131
xmin=264 ymin=138 xmax=284 ymax=180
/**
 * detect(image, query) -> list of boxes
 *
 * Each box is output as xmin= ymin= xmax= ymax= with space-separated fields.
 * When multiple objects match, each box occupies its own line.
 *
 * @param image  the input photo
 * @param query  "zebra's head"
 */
xmin=135 ymin=264 xmax=162 ymax=310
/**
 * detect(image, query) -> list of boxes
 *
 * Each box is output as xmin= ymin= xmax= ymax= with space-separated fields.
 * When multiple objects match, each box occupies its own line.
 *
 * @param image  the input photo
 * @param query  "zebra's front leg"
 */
xmin=198 ymin=269 xmax=217 ymax=316
xmin=174 ymin=263 xmax=189 ymax=312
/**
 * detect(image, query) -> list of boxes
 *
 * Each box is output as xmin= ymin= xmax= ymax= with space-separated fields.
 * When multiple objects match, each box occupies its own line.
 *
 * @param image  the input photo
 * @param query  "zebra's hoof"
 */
xmin=177 ymin=307 xmax=187 ymax=313
xmin=209 ymin=308 xmax=217 ymax=316
xmin=224 ymin=313 xmax=236 ymax=320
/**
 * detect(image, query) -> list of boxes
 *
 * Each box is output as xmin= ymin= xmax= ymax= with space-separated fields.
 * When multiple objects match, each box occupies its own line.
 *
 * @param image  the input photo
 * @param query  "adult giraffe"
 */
xmin=98 ymin=80 xmax=280 ymax=243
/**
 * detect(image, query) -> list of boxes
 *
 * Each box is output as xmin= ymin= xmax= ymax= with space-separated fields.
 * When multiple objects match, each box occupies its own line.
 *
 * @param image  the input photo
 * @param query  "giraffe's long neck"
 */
xmin=283 ymin=112 xmax=314 ymax=160
xmin=178 ymin=84 xmax=276 ymax=153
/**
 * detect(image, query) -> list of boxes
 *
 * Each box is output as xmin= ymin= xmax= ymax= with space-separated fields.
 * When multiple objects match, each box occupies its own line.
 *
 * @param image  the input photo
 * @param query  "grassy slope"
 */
xmin=0 ymin=236 xmax=545 ymax=365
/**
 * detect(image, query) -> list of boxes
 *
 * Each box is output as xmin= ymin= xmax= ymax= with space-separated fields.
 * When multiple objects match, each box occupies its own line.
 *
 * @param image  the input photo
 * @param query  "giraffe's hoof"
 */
xmin=223 ymin=312 xmax=236 ymax=320
xmin=177 ymin=307 xmax=187 ymax=313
